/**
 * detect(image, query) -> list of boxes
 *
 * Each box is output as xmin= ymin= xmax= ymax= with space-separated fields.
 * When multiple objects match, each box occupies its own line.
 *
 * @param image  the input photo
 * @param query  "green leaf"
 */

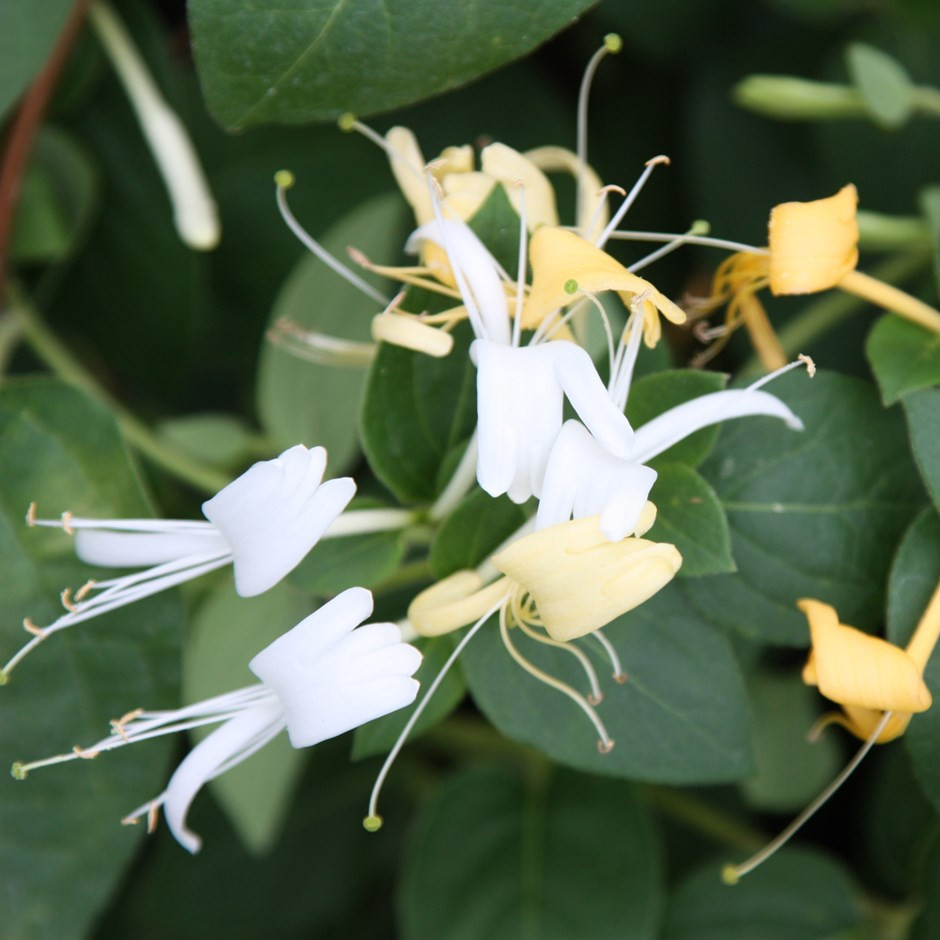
xmin=912 ymin=838 xmax=940 ymax=940
xmin=627 ymin=370 xmax=728 ymax=470
xmin=866 ymin=314 xmax=940 ymax=405
xmin=903 ymin=388 xmax=940 ymax=512
xmin=184 ymin=580 xmax=313 ymax=853
xmin=463 ymin=183 xmax=524 ymax=277
xmin=189 ymin=0 xmax=597 ymax=128
xmin=288 ymin=522 xmax=406 ymax=595
xmin=361 ymin=323 xmax=476 ymax=503
xmin=662 ymin=848 xmax=862 ymax=940
xmin=399 ymin=767 xmax=663 ymax=940
xmin=257 ymin=193 xmax=405 ymax=472
xmin=0 ymin=0 xmax=72 ymax=120
xmin=461 ymin=585 xmax=753 ymax=783
xmin=741 ymin=672 xmax=841 ymax=812
xmin=352 ymin=636 xmax=465 ymax=759
xmin=683 ymin=371 xmax=923 ymax=646
xmin=846 ymin=42 xmax=916 ymax=130
xmin=648 ymin=464 xmax=735 ymax=577
xmin=429 ymin=488 xmax=527 ymax=579
xmin=156 ymin=413 xmax=265 ymax=471
xmin=0 ymin=379 xmax=182 ymax=940
xmin=10 ymin=128 xmax=98 ymax=265
xmin=920 ymin=185 xmax=940 ymax=296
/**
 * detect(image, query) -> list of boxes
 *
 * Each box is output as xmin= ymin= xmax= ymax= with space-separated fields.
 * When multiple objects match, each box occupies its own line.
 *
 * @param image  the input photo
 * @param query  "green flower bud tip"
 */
xmin=604 ymin=33 xmax=622 ymax=54
xmin=362 ymin=814 xmax=383 ymax=832
xmin=11 ymin=762 xmax=26 ymax=781
xmin=338 ymin=112 xmax=357 ymax=132
xmin=274 ymin=170 xmax=295 ymax=190
xmin=563 ymin=278 xmax=579 ymax=295
xmin=690 ymin=219 xmax=711 ymax=236
xmin=720 ymin=863 xmax=739 ymax=886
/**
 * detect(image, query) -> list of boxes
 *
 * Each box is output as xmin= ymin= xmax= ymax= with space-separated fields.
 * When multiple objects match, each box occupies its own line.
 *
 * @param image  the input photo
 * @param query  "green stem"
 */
xmin=639 ymin=785 xmax=765 ymax=852
xmin=6 ymin=283 xmax=229 ymax=493
xmin=740 ymin=250 xmax=930 ymax=379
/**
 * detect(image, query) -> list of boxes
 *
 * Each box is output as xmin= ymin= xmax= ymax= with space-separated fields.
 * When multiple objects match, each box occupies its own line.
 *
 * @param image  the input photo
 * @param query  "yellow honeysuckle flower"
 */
xmin=526 ymin=226 xmax=687 ymax=344
xmin=692 ymin=184 xmax=940 ymax=370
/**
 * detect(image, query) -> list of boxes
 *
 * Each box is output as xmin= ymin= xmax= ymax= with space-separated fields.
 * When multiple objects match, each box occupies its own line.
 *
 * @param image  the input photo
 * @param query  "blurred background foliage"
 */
xmin=2 ymin=0 xmax=940 ymax=936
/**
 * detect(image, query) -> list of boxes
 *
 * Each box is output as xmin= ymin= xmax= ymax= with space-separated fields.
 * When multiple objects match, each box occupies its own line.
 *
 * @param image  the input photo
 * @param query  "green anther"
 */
xmin=11 ymin=762 xmax=26 ymax=780
xmin=362 ymin=814 xmax=383 ymax=832
xmin=0 ymin=669 xmax=7 ymax=686
xmin=338 ymin=112 xmax=357 ymax=132
xmin=604 ymin=33 xmax=623 ymax=54
xmin=274 ymin=170 xmax=295 ymax=190
xmin=563 ymin=278 xmax=579 ymax=295
xmin=690 ymin=219 xmax=711 ymax=236
xmin=720 ymin=864 xmax=739 ymax=886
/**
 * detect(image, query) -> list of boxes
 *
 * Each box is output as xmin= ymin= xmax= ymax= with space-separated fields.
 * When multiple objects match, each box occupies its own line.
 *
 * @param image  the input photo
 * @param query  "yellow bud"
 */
xmin=371 ymin=313 xmax=454 ymax=358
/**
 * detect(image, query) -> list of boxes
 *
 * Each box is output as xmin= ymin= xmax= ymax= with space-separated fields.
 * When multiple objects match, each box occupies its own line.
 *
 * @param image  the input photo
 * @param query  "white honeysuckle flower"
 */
xmin=3 ymin=445 xmax=360 ymax=681
xmin=407 ymin=217 xmax=632 ymax=505
xmin=13 ymin=588 xmax=422 ymax=854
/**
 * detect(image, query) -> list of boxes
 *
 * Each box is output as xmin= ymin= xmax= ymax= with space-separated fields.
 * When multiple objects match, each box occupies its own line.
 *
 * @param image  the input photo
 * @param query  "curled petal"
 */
xmin=372 ymin=312 xmax=454 ymax=358
xmin=408 ymin=572 xmax=512 ymax=637
xmin=202 ymin=445 xmax=356 ymax=597
xmin=524 ymin=145 xmax=608 ymax=240
xmin=385 ymin=126 xmax=434 ymax=224
xmin=769 ymin=184 xmax=859 ymax=295
xmin=480 ymin=143 xmax=559 ymax=230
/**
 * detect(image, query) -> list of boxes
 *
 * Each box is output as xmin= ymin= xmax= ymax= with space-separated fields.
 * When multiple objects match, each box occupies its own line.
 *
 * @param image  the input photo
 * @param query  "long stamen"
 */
xmin=628 ymin=220 xmax=712 ymax=274
xmin=347 ymin=249 xmax=464 ymax=302
xmin=721 ymin=710 xmax=893 ymax=884
xmin=609 ymin=307 xmax=646 ymax=412
xmin=582 ymin=184 xmax=626 ymax=249
xmin=513 ymin=618 xmax=604 ymax=704
xmin=606 ymin=230 xmax=766 ymax=255
xmin=591 ymin=629 xmax=627 ymax=683
xmin=339 ymin=114 xmax=430 ymax=193
xmin=596 ymin=156 xmax=671 ymax=249
xmin=363 ymin=597 xmax=508 ymax=830
xmin=576 ymin=34 xmax=622 ymax=225
xmin=275 ymin=171 xmax=389 ymax=306
xmin=266 ymin=317 xmax=377 ymax=366
xmin=499 ymin=606 xmax=614 ymax=752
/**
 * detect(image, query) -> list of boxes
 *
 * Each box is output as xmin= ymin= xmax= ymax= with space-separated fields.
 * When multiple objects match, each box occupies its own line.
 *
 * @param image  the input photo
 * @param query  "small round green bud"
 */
xmin=563 ymin=278 xmax=579 ymax=295
xmin=338 ymin=112 xmax=357 ymax=132
xmin=362 ymin=814 xmax=383 ymax=832
xmin=720 ymin=864 xmax=739 ymax=886
xmin=604 ymin=33 xmax=622 ymax=54
xmin=274 ymin=170 xmax=295 ymax=190
xmin=11 ymin=762 xmax=27 ymax=781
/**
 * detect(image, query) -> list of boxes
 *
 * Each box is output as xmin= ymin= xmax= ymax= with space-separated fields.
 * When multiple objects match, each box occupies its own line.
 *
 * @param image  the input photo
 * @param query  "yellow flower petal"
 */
xmin=480 ymin=143 xmax=559 ymax=231
xmin=371 ymin=313 xmax=454 ymax=358
xmin=492 ymin=515 xmax=682 ymax=642
xmin=768 ymin=184 xmax=859 ymax=295
xmin=524 ymin=145 xmax=609 ymax=240
xmin=385 ymin=126 xmax=434 ymax=225
xmin=798 ymin=598 xmax=932 ymax=714
xmin=408 ymin=572 xmax=510 ymax=637
xmin=526 ymin=227 xmax=686 ymax=337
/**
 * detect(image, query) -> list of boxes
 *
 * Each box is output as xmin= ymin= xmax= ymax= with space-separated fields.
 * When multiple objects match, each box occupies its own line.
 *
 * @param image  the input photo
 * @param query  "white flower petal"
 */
xmin=632 ymin=389 xmax=803 ymax=464
xmin=201 ymin=445 xmax=356 ymax=597
xmin=162 ymin=699 xmax=285 ymax=853
xmin=74 ymin=527 xmax=228 ymax=567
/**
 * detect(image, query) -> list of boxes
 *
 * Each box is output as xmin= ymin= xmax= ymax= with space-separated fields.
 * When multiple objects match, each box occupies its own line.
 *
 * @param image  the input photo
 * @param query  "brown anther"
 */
xmin=74 ymin=580 xmax=96 ymax=602
xmin=798 ymin=353 xmax=817 ymax=377
xmin=598 ymin=184 xmax=627 ymax=198
xmin=645 ymin=154 xmax=671 ymax=167
xmin=22 ymin=617 xmax=46 ymax=638
xmin=120 ymin=814 xmax=140 ymax=827
xmin=72 ymin=745 xmax=100 ymax=760
xmin=60 ymin=511 xmax=75 ymax=536
xmin=110 ymin=708 xmax=145 ymax=741
xmin=25 ymin=502 xmax=37 ymax=526
xmin=587 ymin=693 xmax=603 ymax=706
xmin=147 ymin=802 xmax=160 ymax=833
xmin=613 ymin=672 xmax=628 ymax=685
xmin=346 ymin=246 xmax=372 ymax=268
xmin=597 ymin=739 xmax=615 ymax=754
xmin=60 ymin=588 xmax=77 ymax=612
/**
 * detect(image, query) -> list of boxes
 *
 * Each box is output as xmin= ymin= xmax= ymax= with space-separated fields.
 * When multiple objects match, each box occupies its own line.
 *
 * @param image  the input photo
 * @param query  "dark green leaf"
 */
xmin=429 ymin=488 xmax=527 ymax=579
xmin=0 ymin=379 xmax=181 ymax=940
xmin=461 ymin=585 xmax=753 ymax=783
xmin=257 ymin=193 xmax=405 ymax=472
xmin=662 ymin=849 xmax=862 ymax=940
xmin=0 ymin=0 xmax=72 ymax=120
xmin=399 ymin=767 xmax=663 ymax=940
xmin=683 ymin=371 xmax=922 ymax=645
xmin=156 ymin=413 xmax=265 ymax=471
xmin=648 ymin=464 xmax=735 ymax=577
xmin=352 ymin=636 xmax=465 ymax=759
xmin=189 ymin=0 xmax=597 ymax=128
xmin=184 ymin=581 xmax=313 ymax=853
xmin=903 ymin=388 xmax=940 ymax=512
xmin=846 ymin=42 xmax=916 ymax=129
xmin=627 ymin=369 xmax=728 ymax=470
xmin=361 ymin=323 xmax=476 ymax=504
xmin=866 ymin=314 xmax=940 ymax=405
xmin=912 ymin=837 xmax=940 ymax=940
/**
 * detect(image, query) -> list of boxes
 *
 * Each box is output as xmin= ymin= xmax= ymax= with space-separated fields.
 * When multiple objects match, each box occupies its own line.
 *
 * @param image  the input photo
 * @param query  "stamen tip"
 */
xmin=337 ymin=112 xmax=357 ymax=132
xmin=274 ymin=169 xmax=295 ymax=190
xmin=797 ymin=353 xmax=816 ymax=377
xmin=603 ymin=33 xmax=622 ymax=54
xmin=646 ymin=154 xmax=671 ymax=168
xmin=597 ymin=739 xmax=615 ymax=754
xmin=363 ymin=814 xmax=383 ymax=832
xmin=564 ymin=278 xmax=579 ymax=295
xmin=587 ymin=693 xmax=603 ymax=706
xmin=613 ymin=672 xmax=628 ymax=685
xmin=11 ymin=762 xmax=27 ymax=780
xmin=25 ymin=502 xmax=37 ymax=526
xmin=690 ymin=219 xmax=710 ymax=235
xmin=721 ymin=864 xmax=740 ymax=885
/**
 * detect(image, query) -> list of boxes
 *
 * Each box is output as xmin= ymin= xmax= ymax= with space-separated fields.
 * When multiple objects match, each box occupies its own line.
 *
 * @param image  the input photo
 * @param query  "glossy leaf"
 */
xmin=683 ymin=371 xmax=923 ymax=645
xmin=0 ymin=379 xmax=181 ymax=940
xmin=189 ymin=0 xmax=597 ymax=128
xmin=399 ymin=767 xmax=663 ymax=940
xmin=184 ymin=580 xmax=313 ymax=853
xmin=156 ymin=413 xmax=266 ymax=471
xmin=903 ymin=388 xmax=940 ymax=512
xmin=662 ymin=848 xmax=862 ymax=940
xmin=648 ymin=463 xmax=735 ymax=577
xmin=257 ymin=193 xmax=405 ymax=472
xmin=866 ymin=314 xmax=940 ymax=405
xmin=846 ymin=42 xmax=915 ymax=129
xmin=460 ymin=585 xmax=753 ymax=783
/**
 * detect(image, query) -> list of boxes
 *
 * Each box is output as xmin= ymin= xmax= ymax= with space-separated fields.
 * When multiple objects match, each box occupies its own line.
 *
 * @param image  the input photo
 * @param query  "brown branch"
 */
xmin=0 ymin=0 xmax=95 ymax=294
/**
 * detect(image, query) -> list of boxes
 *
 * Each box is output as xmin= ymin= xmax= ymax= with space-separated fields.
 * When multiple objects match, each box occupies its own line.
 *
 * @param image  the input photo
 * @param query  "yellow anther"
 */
xmin=597 ymin=739 xmax=615 ymax=754
xmin=22 ymin=617 xmax=45 ymax=638
xmin=603 ymin=33 xmax=622 ymax=53
xmin=60 ymin=511 xmax=75 ymax=535
xmin=614 ymin=673 xmax=628 ymax=685
xmin=72 ymin=745 xmax=99 ymax=760
xmin=60 ymin=588 xmax=77 ymax=612
xmin=363 ymin=814 xmax=383 ymax=832
xmin=273 ymin=169 xmax=295 ymax=190
xmin=798 ymin=353 xmax=817 ymax=377
xmin=75 ymin=580 xmax=96 ymax=602
xmin=337 ymin=112 xmax=357 ymax=132
xmin=110 ymin=708 xmax=144 ymax=741
xmin=147 ymin=802 xmax=160 ymax=833
xmin=645 ymin=154 xmax=671 ymax=167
